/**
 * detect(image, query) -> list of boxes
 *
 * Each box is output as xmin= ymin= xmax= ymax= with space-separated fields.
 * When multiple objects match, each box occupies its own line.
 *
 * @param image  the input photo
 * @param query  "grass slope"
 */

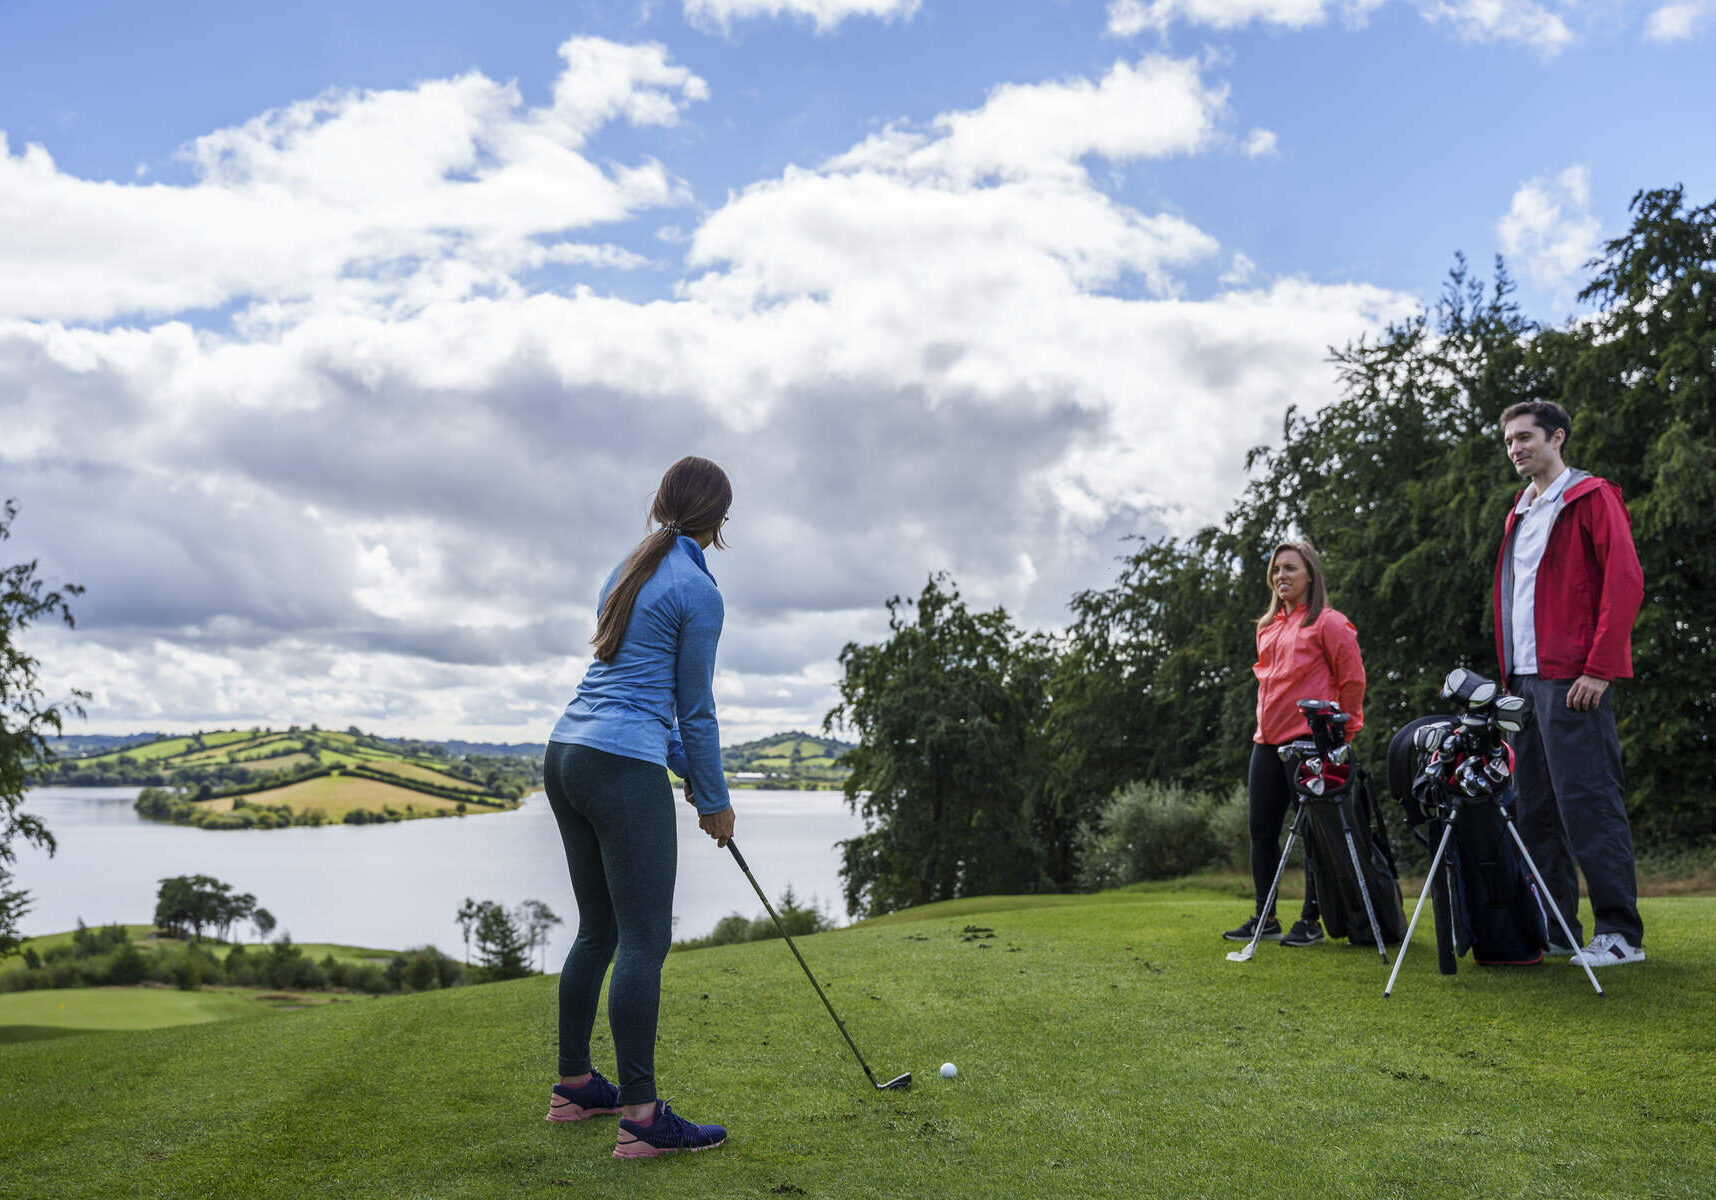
xmin=2 ymin=890 xmax=1711 ymax=1199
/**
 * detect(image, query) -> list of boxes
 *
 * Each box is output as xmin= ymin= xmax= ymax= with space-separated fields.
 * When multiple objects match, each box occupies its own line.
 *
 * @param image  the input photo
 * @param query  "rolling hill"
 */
xmin=39 ymin=727 xmax=536 ymax=830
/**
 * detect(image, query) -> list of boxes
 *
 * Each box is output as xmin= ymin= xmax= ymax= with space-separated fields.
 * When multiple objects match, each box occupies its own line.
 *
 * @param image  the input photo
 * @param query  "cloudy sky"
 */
xmin=3 ymin=1 xmax=1711 ymax=744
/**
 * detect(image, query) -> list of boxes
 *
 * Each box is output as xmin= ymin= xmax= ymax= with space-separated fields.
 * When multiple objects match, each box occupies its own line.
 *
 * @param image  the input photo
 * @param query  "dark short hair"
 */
xmin=1500 ymin=400 xmax=1571 ymax=450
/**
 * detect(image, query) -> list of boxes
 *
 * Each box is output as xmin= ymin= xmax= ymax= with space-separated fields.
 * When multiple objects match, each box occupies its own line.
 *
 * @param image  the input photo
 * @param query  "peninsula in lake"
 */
xmin=38 ymin=728 xmax=854 ymax=830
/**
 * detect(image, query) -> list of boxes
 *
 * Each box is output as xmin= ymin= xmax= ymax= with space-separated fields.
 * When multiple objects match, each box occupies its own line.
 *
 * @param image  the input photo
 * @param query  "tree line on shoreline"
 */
xmin=829 ymin=187 xmax=1716 ymax=918
xmin=1 ymin=877 xmax=571 ymax=995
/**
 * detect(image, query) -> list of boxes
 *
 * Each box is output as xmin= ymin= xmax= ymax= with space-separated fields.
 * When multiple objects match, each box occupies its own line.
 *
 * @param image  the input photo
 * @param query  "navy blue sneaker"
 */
xmin=613 ymin=1100 xmax=727 ymax=1158
xmin=546 ymin=1071 xmax=621 ymax=1122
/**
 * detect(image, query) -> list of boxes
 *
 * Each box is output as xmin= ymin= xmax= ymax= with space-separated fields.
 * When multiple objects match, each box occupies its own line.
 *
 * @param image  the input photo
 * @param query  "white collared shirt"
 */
xmin=1510 ymin=466 xmax=1573 ymax=675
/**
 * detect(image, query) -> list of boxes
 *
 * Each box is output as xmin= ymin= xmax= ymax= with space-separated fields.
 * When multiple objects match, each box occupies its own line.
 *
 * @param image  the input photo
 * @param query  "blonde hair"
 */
xmin=1255 ymin=540 xmax=1328 ymax=633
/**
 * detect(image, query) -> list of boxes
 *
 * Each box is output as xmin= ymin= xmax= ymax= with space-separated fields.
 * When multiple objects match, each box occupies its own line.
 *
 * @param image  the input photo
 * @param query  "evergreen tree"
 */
xmin=473 ymin=902 xmax=531 ymax=979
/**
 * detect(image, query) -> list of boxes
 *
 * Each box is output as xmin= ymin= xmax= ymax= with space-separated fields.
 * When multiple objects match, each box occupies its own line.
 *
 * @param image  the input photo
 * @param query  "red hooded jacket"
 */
xmin=1492 ymin=473 xmax=1643 ymax=681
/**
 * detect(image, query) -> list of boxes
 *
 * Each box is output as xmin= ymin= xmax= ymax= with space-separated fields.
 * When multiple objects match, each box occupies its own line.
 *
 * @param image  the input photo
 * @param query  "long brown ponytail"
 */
xmin=591 ymin=456 xmax=732 ymax=661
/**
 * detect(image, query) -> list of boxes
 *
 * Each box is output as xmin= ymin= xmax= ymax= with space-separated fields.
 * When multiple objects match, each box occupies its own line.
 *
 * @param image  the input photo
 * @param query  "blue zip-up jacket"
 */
xmin=549 ymin=536 xmax=732 ymax=815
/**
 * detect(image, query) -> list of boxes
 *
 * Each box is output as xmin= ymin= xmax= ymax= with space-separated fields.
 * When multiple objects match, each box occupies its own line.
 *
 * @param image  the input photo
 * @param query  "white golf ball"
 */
xmin=940 ymin=1062 xmax=957 ymax=1079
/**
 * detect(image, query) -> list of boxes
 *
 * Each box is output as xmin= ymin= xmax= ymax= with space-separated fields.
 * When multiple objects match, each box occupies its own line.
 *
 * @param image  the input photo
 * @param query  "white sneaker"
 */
xmin=1570 ymin=932 xmax=1644 ymax=967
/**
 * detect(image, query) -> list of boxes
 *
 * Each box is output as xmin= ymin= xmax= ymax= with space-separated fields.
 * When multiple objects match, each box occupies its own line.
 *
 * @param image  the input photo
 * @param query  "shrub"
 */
xmin=102 ymin=941 xmax=150 ymax=986
xmin=1075 ymin=780 xmax=1245 ymax=890
xmin=672 ymin=889 xmax=833 ymax=951
xmin=387 ymin=946 xmax=461 ymax=992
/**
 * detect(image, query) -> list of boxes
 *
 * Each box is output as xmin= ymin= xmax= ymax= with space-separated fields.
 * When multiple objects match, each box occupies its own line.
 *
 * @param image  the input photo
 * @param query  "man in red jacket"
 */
xmin=1494 ymin=400 xmax=1646 ymax=967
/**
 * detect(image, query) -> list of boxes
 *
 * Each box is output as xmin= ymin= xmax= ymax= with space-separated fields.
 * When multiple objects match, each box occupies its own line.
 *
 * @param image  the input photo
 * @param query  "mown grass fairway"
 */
xmin=2 ymin=889 xmax=1710 ymax=1199
xmin=0 ymin=987 xmax=347 ymax=1040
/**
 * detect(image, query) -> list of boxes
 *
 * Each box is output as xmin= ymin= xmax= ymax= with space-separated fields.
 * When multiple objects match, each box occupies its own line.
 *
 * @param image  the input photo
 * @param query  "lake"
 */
xmin=13 ymin=787 xmax=865 ymax=964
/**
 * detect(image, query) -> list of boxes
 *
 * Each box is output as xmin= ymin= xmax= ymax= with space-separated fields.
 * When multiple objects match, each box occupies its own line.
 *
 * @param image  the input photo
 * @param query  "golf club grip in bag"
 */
xmin=1298 ymin=768 xmax=1407 ymax=945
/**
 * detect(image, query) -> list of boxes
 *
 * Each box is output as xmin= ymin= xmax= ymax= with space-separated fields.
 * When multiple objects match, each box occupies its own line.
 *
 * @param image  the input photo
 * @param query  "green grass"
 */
xmin=75 ymin=735 xmax=196 ymax=765
xmin=0 ymin=987 xmax=311 ymax=1037
xmin=2 ymin=890 xmax=1711 ymax=1199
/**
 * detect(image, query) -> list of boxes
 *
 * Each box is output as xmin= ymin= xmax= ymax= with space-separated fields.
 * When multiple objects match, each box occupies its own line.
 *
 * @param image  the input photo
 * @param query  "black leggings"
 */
xmin=1248 ymin=741 xmax=1318 ymax=922
xmin=544 ymin=740 xmax=677 ymax=1106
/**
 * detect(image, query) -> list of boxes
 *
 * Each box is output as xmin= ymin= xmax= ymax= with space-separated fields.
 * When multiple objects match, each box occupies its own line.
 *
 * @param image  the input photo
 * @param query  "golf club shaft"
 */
xmin=1385 ymin=818 xmax=1456 ymax=997
xmin=1503 ymin=819 xmax=1604 ymax=997
xmin=726 ymin=839 xmax=881 ymax=1085
xmin=1241 ymin=805 xmax=1305 ymax=959
xmin=1340 ymin=824 xmax=1389 ymax=960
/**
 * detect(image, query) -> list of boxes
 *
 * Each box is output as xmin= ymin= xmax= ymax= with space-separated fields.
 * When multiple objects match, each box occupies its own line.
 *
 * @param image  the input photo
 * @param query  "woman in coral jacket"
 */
xmin=1222 ymin=540 xmax=1366 ymax=949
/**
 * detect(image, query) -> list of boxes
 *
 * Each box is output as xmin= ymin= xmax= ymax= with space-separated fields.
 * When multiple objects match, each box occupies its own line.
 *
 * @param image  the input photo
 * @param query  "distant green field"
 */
xmin=365 ymin=760 xmax=486 ymax=791
xmin=111 ymin=736 xmax=196 ymax=763
xmin=0 ymin=987 xmax=293 ymax=1036
xmin=4 ymin=927 xmax=399 ymax=968
xmin=236 ymin=774 xmax=474 ymax=818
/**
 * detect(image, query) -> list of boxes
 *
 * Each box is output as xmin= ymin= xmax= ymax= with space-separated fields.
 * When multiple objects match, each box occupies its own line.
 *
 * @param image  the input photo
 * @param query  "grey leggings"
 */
xmin=544 ymin=740 xmax=677 ymax=1105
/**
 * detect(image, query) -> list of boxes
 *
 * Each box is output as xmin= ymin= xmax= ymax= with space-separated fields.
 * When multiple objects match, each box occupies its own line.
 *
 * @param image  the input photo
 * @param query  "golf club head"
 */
xmin=1225 ymin=946 xmax=1256 ymax=963
xmin=877 ymin=1072 xmax=912 ymax=1091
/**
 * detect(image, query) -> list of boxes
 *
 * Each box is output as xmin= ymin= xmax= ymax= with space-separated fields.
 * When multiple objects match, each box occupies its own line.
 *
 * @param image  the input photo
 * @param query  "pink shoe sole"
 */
xmin=612 ymin=1132 xmax=727 ymax=1159
xmin=546 ymin=1097 xmax=621 ymax=1123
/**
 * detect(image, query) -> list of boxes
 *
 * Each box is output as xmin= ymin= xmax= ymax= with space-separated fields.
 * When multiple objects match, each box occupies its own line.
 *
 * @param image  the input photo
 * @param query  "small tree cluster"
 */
xmin=457 ymin=897 xmax=561 ymax=980
xmin=671 ymin=887 xmax=831 ymax=951
xmin=153 ymin=874 xmax=271 ymax=942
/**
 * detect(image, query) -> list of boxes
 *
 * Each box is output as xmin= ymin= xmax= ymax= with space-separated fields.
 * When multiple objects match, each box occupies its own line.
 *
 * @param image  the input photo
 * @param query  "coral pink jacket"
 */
xmin=1253 ymin=605 xmax=1366 ymax=745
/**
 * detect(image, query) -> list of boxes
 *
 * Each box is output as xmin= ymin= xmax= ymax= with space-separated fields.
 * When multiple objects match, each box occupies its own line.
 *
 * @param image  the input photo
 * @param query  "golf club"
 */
xmin=1227 ymin=804 xmax=1305 ymax=963
xmin=725 ymin=838 xmax=912 ymax=1091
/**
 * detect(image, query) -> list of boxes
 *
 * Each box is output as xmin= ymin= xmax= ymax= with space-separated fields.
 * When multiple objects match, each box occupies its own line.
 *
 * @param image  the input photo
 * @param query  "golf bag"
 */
xmin=1298 ymin=768 xmax=1407 ymax=945
xmin=1388 ymin=713 xmax=1550 ymax=970
xmin=1281 ymin=702 xmax=1407 ymax=947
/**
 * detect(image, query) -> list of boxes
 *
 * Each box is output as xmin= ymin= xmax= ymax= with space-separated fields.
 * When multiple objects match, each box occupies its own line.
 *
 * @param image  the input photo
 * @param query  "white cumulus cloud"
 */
xmin=5 ymin=45 xmax=1416 ymax=742
xmin=1109 ymin=0 xmax=1605 ymax=54
xmin=0 ymin=37 xmax=705 ymax=325
xmin=685 ymin=0 xmax=920 ymax=34
xmin=1644 ymin=0 xmax=1707 ymax=39
xmin=1497 ymin=165 xmax=1602 ymax=293
xmin=1422 ymin=0 xmax=1573 ymax=54
xmin=1107 ymin=0 xmax=1363 ymax=34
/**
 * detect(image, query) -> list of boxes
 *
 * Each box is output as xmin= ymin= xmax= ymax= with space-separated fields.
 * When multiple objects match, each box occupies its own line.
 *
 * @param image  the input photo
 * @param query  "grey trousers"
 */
xmin=1508 ymin=674 xmax=1643 ymax=946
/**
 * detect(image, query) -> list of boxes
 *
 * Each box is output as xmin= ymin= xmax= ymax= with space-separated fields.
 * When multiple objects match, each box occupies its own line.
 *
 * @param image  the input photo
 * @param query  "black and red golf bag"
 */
xmin=1387 ymin=711 xmax=1550 ymax=971
xmin=1282 ymin=702 xmax=1407 ymax=947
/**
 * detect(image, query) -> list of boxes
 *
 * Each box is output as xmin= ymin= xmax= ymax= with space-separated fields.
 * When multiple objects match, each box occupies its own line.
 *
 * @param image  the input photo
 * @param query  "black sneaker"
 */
xmin=1222 ymin=915 xmax=1281 ymax=942
xmin=1281 ymin=919 xmax=1325 ymax=947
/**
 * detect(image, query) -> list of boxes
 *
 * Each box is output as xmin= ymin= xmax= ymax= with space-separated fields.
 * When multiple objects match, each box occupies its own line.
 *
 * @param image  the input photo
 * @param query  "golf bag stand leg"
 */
xmin=1228 ymin=801 xmax=1307 ymax=964
xmin=1384 ymin=814 xmax=1459 ymax=998
xmin=1500 ymin=818 xmax=1605 ymax=997
xmin=1336 ymin=803 xmax=1389 ymax=961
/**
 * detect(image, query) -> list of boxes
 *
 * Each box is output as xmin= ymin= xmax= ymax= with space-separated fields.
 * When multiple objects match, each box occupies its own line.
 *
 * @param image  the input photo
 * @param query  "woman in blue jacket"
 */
xmin=541 ymin=456 xmax=735 ymax=1159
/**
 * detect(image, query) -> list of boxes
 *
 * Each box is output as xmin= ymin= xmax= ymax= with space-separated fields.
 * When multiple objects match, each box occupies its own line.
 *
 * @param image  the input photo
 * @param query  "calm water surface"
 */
xmin=15 ymin=787 xmax=863 ymax=962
